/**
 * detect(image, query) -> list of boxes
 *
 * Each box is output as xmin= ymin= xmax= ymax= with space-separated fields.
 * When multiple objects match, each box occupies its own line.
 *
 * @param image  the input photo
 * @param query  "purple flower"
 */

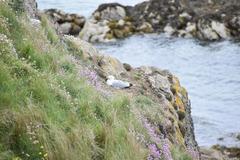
xmin=81 ymin=69 xmax=100 ymax=89
xmin=141 ymin=117 xmax=173 ymax=160
xmin=148 ymin=144 xmax=161 ymax=158
xmin=161 ymin=138 xmax=172 ymax=160
xmin=187 ymin=147 xmax=200 ymax=160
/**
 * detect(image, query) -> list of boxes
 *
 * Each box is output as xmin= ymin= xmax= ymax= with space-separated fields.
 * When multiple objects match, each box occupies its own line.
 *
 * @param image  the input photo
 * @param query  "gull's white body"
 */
xmin=106 ymin=76 xmax=132 ymax=89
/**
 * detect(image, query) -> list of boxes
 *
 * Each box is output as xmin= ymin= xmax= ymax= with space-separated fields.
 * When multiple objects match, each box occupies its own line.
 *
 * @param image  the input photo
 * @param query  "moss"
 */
xmin=105 ymin=32 xmax=114 ymax=40
xmin=175 ymin=96 xmax=185 ymax=111
xmin=177 ymin=110 xmax=186 ymax=121
xmin=108 ymin=20 xmax=118 ymax=29
xmin=123 ymin=16 xmax=133 ymax=22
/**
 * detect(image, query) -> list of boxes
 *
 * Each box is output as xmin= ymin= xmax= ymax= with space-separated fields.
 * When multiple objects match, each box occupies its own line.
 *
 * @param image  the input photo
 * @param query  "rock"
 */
xmin=211 ymin=145 xmax=240 ymax=159
xmin=95 ymin=3 xmax=127 ymax=21
xmin=70 ymin=23 xmax=82 ymax=35
xmin=63 ymin=35 xmax=126 ymax=77
xmin=24 ymin=0 xmax=38 ymax=18
xmin=179 ymin=12 xmax=192 ymax=20
xmin=183 ymin=22 xmax=196 ymax=37
xmin=144 ymin=68 xmax=173 ymax=101
xmin=44 ymin=9 xmax=86 ymax=36
xmin=78 ymin=0 xmax=240 ymax=41
xmin=164 ymin=24 xmax=176 ymax=35
xmin=196 ymin=19 xmax=230 ymax=41
xmin=237 ymin=134 xmax=240 ymax=141
xmin=123 ymin=63 xmax=132 ymax=71
xmin=97 ymin=55 xmax=126 ymax=77
xmin=118 ymin=19 xmax=125 ymax=26
xmin=63 ymin=35 xmax=100 ymax=60
xmin=211 ymin=21 xmax=230 ymax=39
xmin=196 ymin=19 xmax=220 ymax=40
xmin=137 ymin=22 xmax=153 ymax=33
xmin=80 ymin=3 xmax=134 ymax=42
xmin=80 ymin=20 xmax=112 ymax=42
xmin=218 ymin=137 xmax=224 ymax=141
xmin=59 ymin=22 xmax=72 ymax=34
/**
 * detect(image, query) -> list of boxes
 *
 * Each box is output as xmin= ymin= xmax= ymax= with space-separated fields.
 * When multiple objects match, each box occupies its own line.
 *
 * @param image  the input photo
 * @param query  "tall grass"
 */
xmin=0 ymin=1 xmax=147 ymax=160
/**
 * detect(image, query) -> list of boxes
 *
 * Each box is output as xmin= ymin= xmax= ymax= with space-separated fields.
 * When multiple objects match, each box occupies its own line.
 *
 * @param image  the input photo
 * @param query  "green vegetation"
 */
xmin=0 ymin=1 xmax=194 ymax=160
xmin=171 ymin=147 xmax=193 ymax=160
xmin=0 ymin=1 xmax=147 ymax=160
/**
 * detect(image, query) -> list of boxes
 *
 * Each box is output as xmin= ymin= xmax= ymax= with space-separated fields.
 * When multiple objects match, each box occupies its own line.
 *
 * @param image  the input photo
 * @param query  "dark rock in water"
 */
xmin=237 ymin=134 xmax=240 ymax=141
xmin=44 ymin=9 xmax=86 ymax=36
xmin=218 ymin=137 xmax=224 ymax=141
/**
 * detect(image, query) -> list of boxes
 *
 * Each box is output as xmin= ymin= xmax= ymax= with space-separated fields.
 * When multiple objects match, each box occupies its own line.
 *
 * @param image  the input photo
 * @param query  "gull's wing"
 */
xmin=111 ymin=80 xmax=130 ymax=89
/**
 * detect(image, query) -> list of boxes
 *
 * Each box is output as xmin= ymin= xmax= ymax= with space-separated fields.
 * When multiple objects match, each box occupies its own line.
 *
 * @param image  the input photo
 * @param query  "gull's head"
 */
xmin=107 ymin=75 xmax=115 ymax=81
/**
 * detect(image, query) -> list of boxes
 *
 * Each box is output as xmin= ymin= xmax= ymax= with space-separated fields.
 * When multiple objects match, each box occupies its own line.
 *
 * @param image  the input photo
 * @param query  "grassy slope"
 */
xmin=0 ymin=1 xmax=192 ymax=160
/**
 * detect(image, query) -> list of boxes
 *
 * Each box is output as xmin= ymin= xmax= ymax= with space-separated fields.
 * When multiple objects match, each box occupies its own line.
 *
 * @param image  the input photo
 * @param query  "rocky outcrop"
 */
xmin=8 ymin=0 xmax=38 ymax=18
xmin=79 ymin=0 xmax=240 ymax=42
xmin=201 ymin=145 xmax=240 ymax=160
xmin=80 ymin=3 xmax=136 ymax=42
xmin=23 ymin=0 xmax=38 ymax=18
xmin=64 ymin=35 xmax=200 ymax=159
xmin=44 ymin=9 xmax=86 ymax=36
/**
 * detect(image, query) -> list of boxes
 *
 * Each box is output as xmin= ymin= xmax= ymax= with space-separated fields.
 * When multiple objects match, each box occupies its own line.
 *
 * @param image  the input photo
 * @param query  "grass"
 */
xmin=171 ymin=147 xmax=193 ymax=160
xmin=0 ymin=1 xmax=147 ymax=160
xmin=0 ymin=1 xmax=194 ymax=159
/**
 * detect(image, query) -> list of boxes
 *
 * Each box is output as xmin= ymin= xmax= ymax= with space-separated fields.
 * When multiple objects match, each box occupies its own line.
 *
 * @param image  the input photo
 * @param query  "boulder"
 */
xmin=59 ymin=22 xmax=72 ymax=34
xmin=44 ymin=9 xmax=86 ymax=36
xmin=80 ymin=19 xmax=111 ymax=42
xmin=196 ymin=19 xmax=220 ymax=40
xmin=211 ymin=21 xmax=230 ymax=39
xmin=97 ymin=55 xmax=126 ymax=77
xmin=164 ymin=24 xmax=176 ymax=36
xmin=80 ymin=3 xmax=134 ymax=42
xmin=94 ymin=3 xmax=128 ymax=21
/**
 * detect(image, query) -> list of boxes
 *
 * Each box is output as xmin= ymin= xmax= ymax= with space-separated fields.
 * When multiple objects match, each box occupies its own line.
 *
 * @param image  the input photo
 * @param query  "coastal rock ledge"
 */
xmin=79 ymin=0 xmax=240 ymax=42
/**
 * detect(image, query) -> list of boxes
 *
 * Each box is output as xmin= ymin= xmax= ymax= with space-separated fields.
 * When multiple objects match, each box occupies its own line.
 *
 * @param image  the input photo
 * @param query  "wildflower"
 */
xmin=43 ymin=153 xmax=48 ymax=157
xmin=187 ymin=146 xmax=200 ymax=160
xmin=80 ymin=69 xmax=100 ymax=89
xmin=142 ymin=117 xmax=173 ymax=160
xmin=148 ymin=144 xmax=161 ymax=158
xmin=40 ymin=145 xmax=44 ymax=149
xmin=161 ymin=138 xmax=173 ymax=160
xmin=33 ymin=140 xmax=39 ymax=144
